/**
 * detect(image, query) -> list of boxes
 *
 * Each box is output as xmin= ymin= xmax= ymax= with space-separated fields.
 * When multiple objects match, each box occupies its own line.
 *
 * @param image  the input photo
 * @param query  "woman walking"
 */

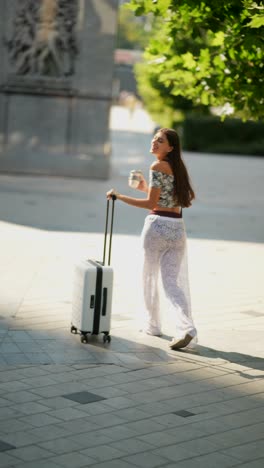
xmin=107 ymin=128 xmax=197 ymax=350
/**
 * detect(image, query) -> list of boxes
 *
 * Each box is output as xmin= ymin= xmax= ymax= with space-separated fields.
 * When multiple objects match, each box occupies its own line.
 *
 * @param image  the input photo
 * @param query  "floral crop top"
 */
xmin=149 ymin=170 xmax=179 ymax=208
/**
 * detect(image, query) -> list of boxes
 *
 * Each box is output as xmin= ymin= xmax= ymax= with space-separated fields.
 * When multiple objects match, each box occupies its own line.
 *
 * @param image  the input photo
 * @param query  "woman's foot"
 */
xmin=169 ymin=334 xmax=193 ymax=350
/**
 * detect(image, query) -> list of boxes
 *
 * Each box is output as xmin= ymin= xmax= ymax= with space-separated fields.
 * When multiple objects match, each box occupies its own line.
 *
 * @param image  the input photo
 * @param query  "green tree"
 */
xmin=128 ymin=0 xmax=264 ymax=121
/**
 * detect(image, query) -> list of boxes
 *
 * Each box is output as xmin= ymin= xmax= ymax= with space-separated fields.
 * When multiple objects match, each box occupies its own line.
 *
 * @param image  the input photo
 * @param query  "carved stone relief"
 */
xmin=5 ymin=0 xmax=79 ymax=77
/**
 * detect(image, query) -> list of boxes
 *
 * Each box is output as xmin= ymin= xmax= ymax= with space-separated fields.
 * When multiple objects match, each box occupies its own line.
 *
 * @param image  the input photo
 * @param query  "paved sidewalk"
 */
xmin=0 ymin=107 xmax=263 ymax=467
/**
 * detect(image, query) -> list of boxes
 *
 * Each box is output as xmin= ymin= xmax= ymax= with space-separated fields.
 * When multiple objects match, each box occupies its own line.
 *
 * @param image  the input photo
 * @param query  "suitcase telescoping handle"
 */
xmin=103 ymin=195 xmax=116 ymax=266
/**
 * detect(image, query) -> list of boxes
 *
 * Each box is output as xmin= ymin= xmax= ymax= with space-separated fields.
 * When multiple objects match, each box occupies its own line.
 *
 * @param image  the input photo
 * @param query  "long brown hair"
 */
xmin=162 ymin=128 xmax=195 ymax=208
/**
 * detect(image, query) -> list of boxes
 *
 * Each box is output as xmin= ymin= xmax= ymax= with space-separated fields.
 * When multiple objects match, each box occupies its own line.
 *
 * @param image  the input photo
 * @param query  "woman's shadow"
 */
xmin=161 ymin=334 xmax=264 ymax=376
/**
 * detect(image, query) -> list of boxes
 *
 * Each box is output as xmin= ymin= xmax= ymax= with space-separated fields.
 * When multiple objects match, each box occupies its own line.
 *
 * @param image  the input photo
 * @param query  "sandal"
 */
xmin=169 ymin=334 xmax=193 ymax=350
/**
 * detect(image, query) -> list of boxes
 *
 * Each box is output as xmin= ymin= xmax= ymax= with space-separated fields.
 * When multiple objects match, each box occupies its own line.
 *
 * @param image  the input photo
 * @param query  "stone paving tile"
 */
xmin=0 ymin=407 xmax=21 ymax=420
xmin=11 ymin=401 xmax=52 ymax=416
xmin=0 ymin=323 xmax=9 ymax=333
xmin=163 ymin=389 xmax=233 ymax=410
xmin=138 ymin=426 xmax=205 ymax=448
xmin=186 ymin=398 xmax=263 ymax=419
xmin=7 ymin=445 xmax=54 ymax=462
xmin=4 ymin=391 xmax=40 ymax=404
xmin=165 ymin=366 xmax=231 ymax=383
xmin=153 ymin=438 xmax=221 ymax=462
xmin=43 ymin=372 xmax=79 ymax=384
xmin=26 ymin=332 xmax=57 ymax=340
xmin=122 ymin=451 xmax=170 ymax=468
xmin=113 ymin=380 xmax=159 ymax=394
xmin=138 ymin=376 xmax=177 ymax=390
xmin=0 ymin=418 xmax=34 ymax=434
xmin=83 ymin=376 xmax=131 ymax=390
xmin=9 ymin=459 xmax=62 ymax=468
xmin=113 ymin=407 xmax=151 ymax=422
xmin=218 ymin=381 xmax=264 ymax=400
xmin=0 ymin=396 xmax=12 ymax=408
xmin=80 ymin=444 xmax=127 ymax=462
xmin=148 ymin=362 xmax=203 ymax=376
xmin=12 ymin=366 xmax=51 ymax=378
xmin=49 ymin=452 xmax=96 ymax=468
xmin=36 ymin=396 xmax=77 ymax=410
xmin=82 ymin=413 xmax=128 ymax=429
xmin=25 ymin=424 xmax=73 ymax=443
xmin=54 ymin=418 xmax=101 ymax=435
xmin=193 ymin=373 xmax=258 ymax=390
xmin=23 ymin=353 xmax=56 ymax=364
xmin=70 ymin=431 xmax=115 ymax=450
xmin=215 ymin=407 xmax=264 ymax=430
xmin=88 ymin=460 xmax=138 ymax=468
xmin=163 ymin=452 xmax=240 ymax=468
xmin=109 ymin=437 xmax=156 ymax=455
xmin=150 ymin=412 xmax=196 ymax=429
xmin=0 ymin=342 xmax=22 ymax=353
xmin=204 ymin=422 xmax=264 ymax=449
xmin=0 ymin=380 xmax=30 ymax=394
xmin=121 ymin=389 xmax=166 ymax=404
xmin=220 ymin=440 xmax=264 ymax=462
xmin=0 ymin=430 xmax=41 ymax=449
xmin=37 ymin=438 xmax=84 ymax=456
xmin=49 ymin=407 xmax=94 ymax=421
xmin=0 ymin=451 xmax=21 ymax=467
xmin=89 ymin=386 xmax=129 ymax=399
xmin=98 ymin=425 xmax=139 ymax=442
xmin=28 ymin=385 xmax=76 ymax=399
xmin=222 ymin=394 xmax=264 ymax=412
xmin=114 ymin=367 xmax=159 ymax=381
xmin=75 ymin=401 xmax=114 ymax=416
xmin=16 ymin=342 xmax=46 ymax=353
xmin=0 ymin=370 xmax=23 ymax=383
xmin=125 ymin=419 xmax=168 ymax=436
xmin=234 ymin=458 xmax=264 ymax=468
xmin=166 ymin=394 xmax=246 ymax=420
xmin=178 ymin=418 xmax=238 ymax=437
xmin=6 ymin=331 xmax=33 ymax=342
xmin=95 ymin=395 xmax=137 ymax=410
xmin=134 ymin=352 xmax=167 ymax=362
xmin=97 ymin=371 xmax=140 ymax=385
xmin=18 ymin=413 xmax=62 ymax=428
xmin=41 ymin=364 xmax=74 ymax=374
xmin=2 ymin=354 xmax=32 ymax=365
xmin=134 ymin=401 xmax=173 ymax=418
xmin=71 ymin=364 xmax=122 ymax=377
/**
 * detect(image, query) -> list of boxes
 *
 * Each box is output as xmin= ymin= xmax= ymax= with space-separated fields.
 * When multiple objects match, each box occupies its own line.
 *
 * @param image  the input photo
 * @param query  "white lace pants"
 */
xmin=141 ymin=215 xmax=197 ymax=342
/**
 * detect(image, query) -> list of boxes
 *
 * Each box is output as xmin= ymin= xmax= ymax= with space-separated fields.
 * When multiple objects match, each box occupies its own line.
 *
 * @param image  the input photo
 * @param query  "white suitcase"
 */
xmin=71 ymin=197 xmax=116 ymax=343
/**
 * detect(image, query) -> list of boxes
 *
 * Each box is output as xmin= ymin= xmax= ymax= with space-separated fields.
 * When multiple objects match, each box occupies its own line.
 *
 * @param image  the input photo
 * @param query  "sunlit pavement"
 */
xmin=0 ymin=106 xmax=263 ymax=467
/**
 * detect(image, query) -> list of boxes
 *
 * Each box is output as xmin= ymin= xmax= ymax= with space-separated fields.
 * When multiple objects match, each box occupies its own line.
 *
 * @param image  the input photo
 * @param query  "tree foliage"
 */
xmin=128 ymin=0 xmax=264 ymax=120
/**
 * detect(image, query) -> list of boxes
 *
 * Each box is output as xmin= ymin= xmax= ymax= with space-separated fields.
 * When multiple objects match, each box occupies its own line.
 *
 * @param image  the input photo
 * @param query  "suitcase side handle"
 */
xmin=102 ymin=287 xmax=107 ymax=316
xmin=103 ymin=196 xmax=116 ymax=266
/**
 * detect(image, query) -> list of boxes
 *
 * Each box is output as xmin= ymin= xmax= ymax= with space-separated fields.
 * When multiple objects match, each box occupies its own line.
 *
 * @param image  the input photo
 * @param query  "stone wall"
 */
xmin=0 ymin=0 xmax=118 ymax=178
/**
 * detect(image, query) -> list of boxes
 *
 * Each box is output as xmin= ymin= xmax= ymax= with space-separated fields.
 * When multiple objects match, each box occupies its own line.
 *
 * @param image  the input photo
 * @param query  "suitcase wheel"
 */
xmin=71 ymin=325 xmax=78 ymax=334
xmin=103 ymin=334 xmax=111 ymax=343
xmin=80 ymin=333 xmax=88 ymax=344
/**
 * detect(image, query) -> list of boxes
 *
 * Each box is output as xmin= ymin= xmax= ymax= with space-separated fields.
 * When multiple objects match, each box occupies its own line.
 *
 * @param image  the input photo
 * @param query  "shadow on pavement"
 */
xmin=181 ymin=345 xmax=264 ymax=373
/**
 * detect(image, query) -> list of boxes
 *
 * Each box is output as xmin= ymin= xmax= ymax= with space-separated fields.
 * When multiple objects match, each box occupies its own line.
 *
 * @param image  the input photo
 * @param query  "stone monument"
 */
xmin=0 ymin=0 xmax=118 ymax=178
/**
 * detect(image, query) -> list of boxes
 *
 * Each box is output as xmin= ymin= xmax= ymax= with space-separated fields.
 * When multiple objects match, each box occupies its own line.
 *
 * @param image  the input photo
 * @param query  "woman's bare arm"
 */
xmin=107 ymin=186 xmax=160 ymax=210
